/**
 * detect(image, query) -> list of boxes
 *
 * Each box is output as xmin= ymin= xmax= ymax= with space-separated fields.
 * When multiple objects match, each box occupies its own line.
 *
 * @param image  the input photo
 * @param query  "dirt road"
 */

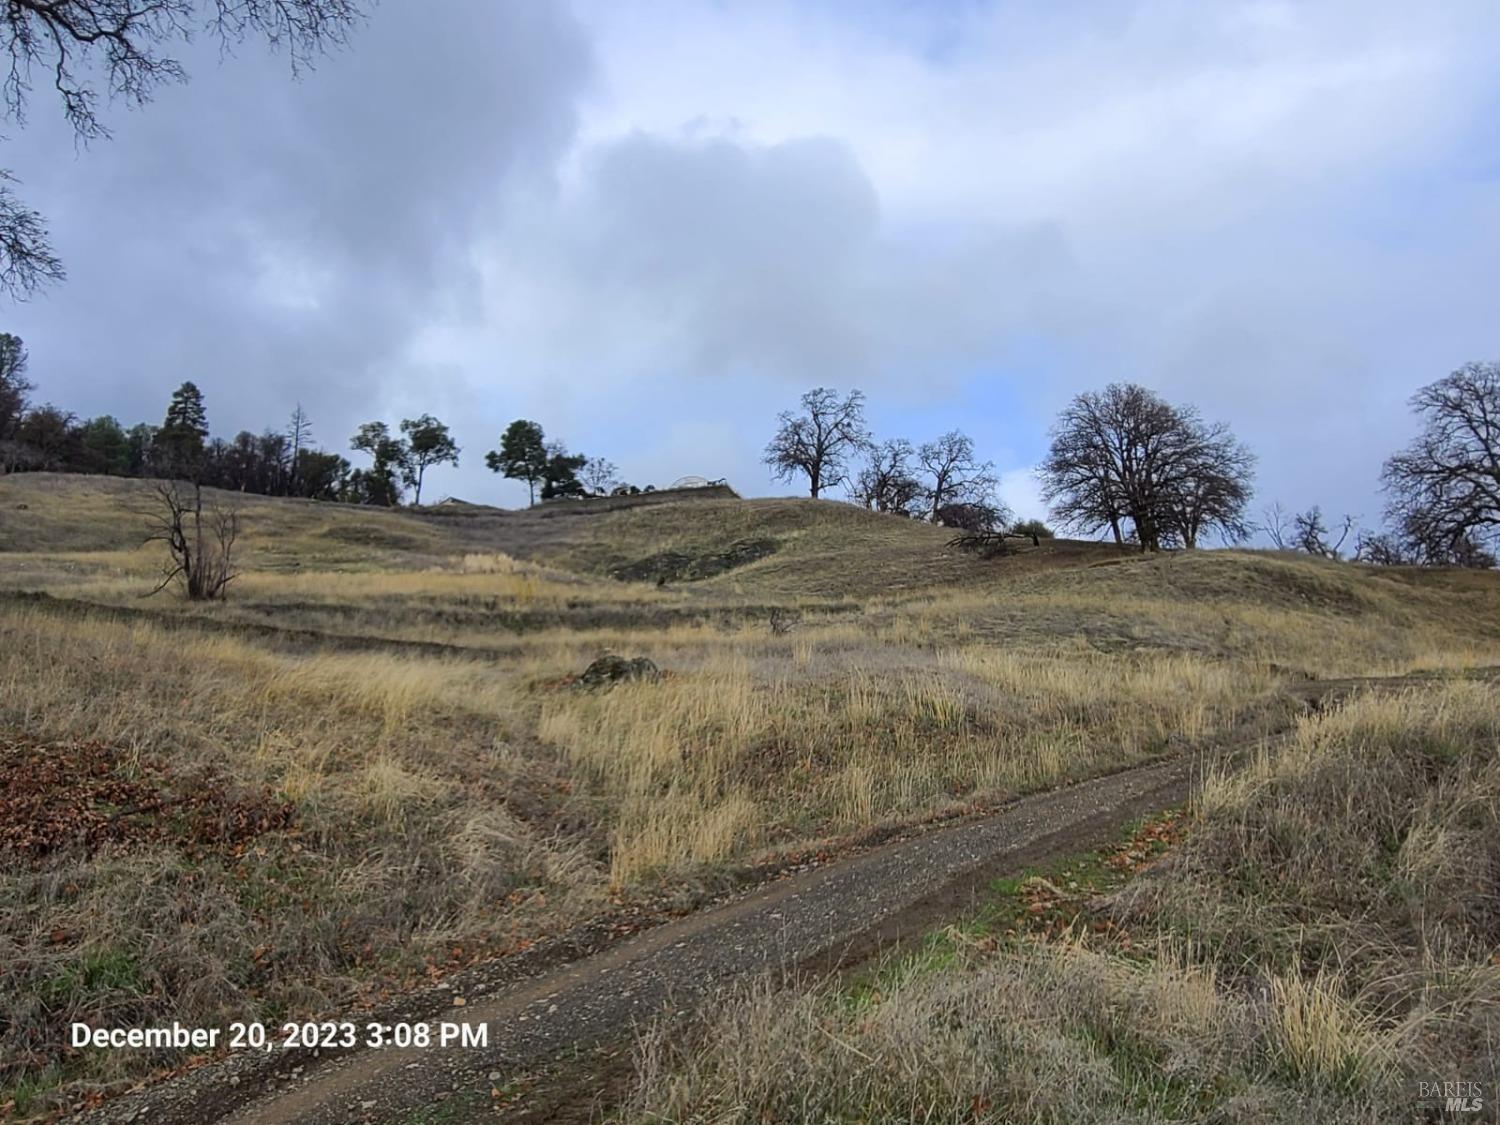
xmin=82 ymin=751 xmax=1199 ymax=1125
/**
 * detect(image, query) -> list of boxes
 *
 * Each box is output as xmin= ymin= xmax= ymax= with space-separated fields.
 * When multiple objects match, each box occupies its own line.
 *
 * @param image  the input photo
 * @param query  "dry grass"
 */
xmin=621 ymin=683 xmax=1500 ymax=1123
xmin=541 ymin=646 xmax=1275 ymax=883
xmin=3 ymin=474 xmax=1499 ymax=1116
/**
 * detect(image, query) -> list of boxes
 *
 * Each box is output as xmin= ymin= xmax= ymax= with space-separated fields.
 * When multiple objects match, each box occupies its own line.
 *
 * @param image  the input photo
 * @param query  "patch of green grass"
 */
xmin=2 ymin=1061 xmax=71 ymax=1118
xmin=399 ymin=1087 xmax=489 ymax=1123
xmin=846 ymin=811 xmax=1184 ymax=1011
xmin=40 ymin=947 xmax=143 ymax=1011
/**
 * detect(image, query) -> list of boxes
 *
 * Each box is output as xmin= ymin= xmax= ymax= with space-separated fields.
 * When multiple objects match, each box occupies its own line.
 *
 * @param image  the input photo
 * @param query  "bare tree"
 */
xmin=1354 ymin=530 xmax=1413 ymax=566
xmin=1291 ymin=506 xmax=1356 ymax=559
xmin=0 ymin=0 xmax=366 ymax=297
xmin=582 ymin=456 xmax=620 ymax=495
xmin=934 ymin=498 xmax=1011 ymax=532
xmin=763 ymin=387 xmax=870 ymax=498
xmin=1165 ymin=421 xmax=1255 ymax=548
xmin=848 ymin=438 xmax=922 ymax=515
xmin=142 ymin=481 xmax=239 ymax=600
xmin=917 ymin=430 xmax=1003 ymax=525
xmin=1040 ymin=383 xmax=1254 ymax=551
xmin=286 ymin=403 xmax=312 ymax=493
xmin=0 ymin=175 xmax=64 ymax=296
xmin=1259 ymin=501 xmax=1292 ymax=549
xmin=1382 ymin=360 xmax=1500 ymax=564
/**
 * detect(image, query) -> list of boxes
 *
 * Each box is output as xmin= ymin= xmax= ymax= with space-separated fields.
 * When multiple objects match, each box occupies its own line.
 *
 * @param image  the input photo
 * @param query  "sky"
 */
xmin=6 ymin=0 xmax=1500 ymax=530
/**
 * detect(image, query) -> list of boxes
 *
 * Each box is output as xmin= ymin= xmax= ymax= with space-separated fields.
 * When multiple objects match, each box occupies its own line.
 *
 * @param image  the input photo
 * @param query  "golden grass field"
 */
xmin=624 ymin=683 xmax=1500 ymax=1123
xmin=1 ymin=471 xmax=1498 ymax=1118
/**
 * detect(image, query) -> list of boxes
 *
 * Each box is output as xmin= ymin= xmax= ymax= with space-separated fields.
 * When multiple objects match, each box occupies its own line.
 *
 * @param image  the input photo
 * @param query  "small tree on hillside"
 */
xmin=540 ymin=442 xmax=587 ymax=499
xmin=582 ymin=456 xmax=620 ymax=495
xmin=485 ymin=419 xmax=549 ymax=505
xmin=142 ymin=481 xmax=238 ymax=601
xmin=849 ymin=438 xmax=923 ymax=516
xmin=1291 ymin=506 xmax=1356 ymax=559
xmin=764 ymin=387 xmax=870 ymax=498
xmin=349 ymin=421 xmax=410 ymax=506
xmin=918 ymin=430 xmax=1001 ymax=524
xmin=1011 ymin=518 xmax=1053 ymax=540
xmin=935 ymin=500 xmax=1010 ymax=532
xmin=1259 ymin=501 xmax=1292 ymax=549
xmin=399 ymin=414 xmax=459 ymax=505
xmin=79 ymin=415 xmax=131 ymax=475
xmin=293 ymin=448 xmax=350 ymax=501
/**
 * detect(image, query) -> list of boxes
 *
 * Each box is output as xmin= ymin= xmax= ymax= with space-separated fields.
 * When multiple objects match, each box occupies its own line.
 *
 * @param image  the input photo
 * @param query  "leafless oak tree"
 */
xmin=142 ymin=481 xmax=239 ymax=600
xmin=848 ymin=437 xmax=923 ymax=516
xmin=0 ymin=0 xmax=365 ymax=297
xmin=1167 ymin=421 xmax=1254 ymax=548
xmin=1259 ymin=501 xmax=1291 ymax=549
xmin=764 ymin=387 xmax=870 ymax=498
xmin=918 ymin=430 xmax=1002 ymax=525
xmin=1382 ymin=360 xmax=1500 ymax=565
xmin=1040 ymin=383 xmax=1254 ymax=551
xmin=582 ymin=456 xmax=620 ymax=495
xmin=1291 ymin=506 xmax=1356 ymax=559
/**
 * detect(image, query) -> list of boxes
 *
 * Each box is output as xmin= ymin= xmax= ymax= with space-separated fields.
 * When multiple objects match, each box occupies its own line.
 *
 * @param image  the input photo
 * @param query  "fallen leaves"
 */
xmin=0 ymin=735 xmax=296 ymax=862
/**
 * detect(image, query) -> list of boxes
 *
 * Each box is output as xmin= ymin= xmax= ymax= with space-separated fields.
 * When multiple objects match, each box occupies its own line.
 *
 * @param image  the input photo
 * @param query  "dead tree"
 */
xmin=1291 ymin=506 xmax=1356 ymax=559
xmin=143 ymin=481 xmax=239 ymax=600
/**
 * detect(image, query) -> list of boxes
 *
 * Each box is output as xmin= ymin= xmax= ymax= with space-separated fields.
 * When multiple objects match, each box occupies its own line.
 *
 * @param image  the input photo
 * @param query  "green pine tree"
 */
xmin=156 ymin=381 xmax=209 ymax=476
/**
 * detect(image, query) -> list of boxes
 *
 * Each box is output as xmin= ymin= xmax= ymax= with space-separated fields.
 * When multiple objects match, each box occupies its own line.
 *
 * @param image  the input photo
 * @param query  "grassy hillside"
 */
xmin=623 ymin=683 xmax=1500 ymax=1123
xmin=1 ymin=472 xmax=1498 ymax=1117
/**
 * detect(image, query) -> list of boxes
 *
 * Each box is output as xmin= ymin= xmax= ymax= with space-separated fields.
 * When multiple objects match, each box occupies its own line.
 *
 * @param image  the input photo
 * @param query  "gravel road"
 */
xmin=81 ymin=750 xmax=1197 ymax=1125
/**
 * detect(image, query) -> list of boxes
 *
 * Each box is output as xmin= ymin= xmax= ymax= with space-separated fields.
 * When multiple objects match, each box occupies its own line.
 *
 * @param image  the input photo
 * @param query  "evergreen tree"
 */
xmin=399 ymin=414 xmax=459 ymax=505
xmin=156 ymin=381 xmax=209 ymax=476
xmin=349 ymin=420 xmax=410 ymax=506
xmin=0 ymin=332 xmax=29 ymax=440
xmin=540 ymin=443 xmax=587 ymax=500
xmin=79 ymin=415 xmax=131 ymax=474
xmin=484 ymin=420 xmax=549 ymax=505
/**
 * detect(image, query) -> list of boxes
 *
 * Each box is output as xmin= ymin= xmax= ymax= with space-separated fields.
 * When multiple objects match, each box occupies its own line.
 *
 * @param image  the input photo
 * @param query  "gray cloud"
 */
xmin=7 ymin=0 xmax=591 ymax=449
xmin=4 ymin=0 xmax=1499 ymax=523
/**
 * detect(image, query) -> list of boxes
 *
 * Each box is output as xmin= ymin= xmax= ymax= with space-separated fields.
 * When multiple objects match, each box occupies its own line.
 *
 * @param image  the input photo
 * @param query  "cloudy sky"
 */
xmin=7 ymin=0 xmax=1499 ymax=527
